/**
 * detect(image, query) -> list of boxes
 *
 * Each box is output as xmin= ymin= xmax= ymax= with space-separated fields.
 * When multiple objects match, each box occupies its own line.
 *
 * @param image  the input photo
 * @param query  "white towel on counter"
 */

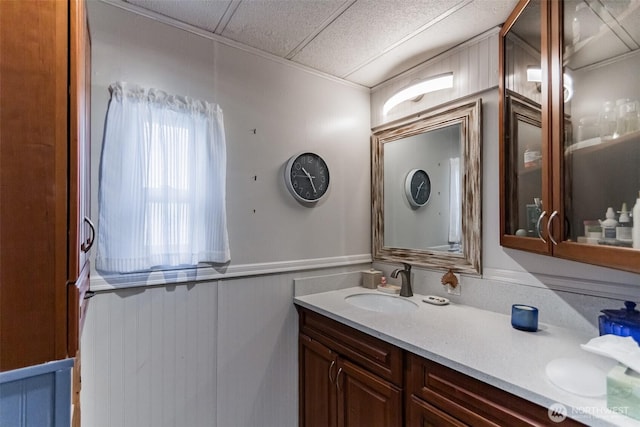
xmin=581 ymin=335 xmax=640 ymax=374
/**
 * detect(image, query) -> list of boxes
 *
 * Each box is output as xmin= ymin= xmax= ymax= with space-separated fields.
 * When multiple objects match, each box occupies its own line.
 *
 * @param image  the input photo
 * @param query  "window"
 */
xmin=96 ymin=82 xmax=230 ymax=274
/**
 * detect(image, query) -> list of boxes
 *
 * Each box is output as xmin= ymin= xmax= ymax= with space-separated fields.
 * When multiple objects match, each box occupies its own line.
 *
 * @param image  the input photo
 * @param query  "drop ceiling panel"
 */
xmin=112 ymin=0 xmax=519 ymax=87
xmin=347 ymin=0 xmax=519 ymax=87
xmin=220 ymin=0 xmax=349 ymax=58
xmin=290 ymin=0 xmax=463 ymax=79
xmin=125 ymin=0 xmax=231 ymax=33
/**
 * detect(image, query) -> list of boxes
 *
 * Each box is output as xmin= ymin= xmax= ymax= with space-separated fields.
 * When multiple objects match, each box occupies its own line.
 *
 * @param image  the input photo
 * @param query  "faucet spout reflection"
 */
xmin=390 ymin=263 xmax=413 ymax=297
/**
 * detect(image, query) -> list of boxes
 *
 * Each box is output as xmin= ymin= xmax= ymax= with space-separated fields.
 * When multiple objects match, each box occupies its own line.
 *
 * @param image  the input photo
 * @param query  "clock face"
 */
xmin=285 ymin=152 xmax=330 ymax=203
xmin=405 ymin=169 xmax=431 ymax=207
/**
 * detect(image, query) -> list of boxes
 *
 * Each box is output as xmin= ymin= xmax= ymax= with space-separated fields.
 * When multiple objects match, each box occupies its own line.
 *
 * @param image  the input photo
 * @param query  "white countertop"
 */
xmin=294 ymin=287 xmax=640 ymax=427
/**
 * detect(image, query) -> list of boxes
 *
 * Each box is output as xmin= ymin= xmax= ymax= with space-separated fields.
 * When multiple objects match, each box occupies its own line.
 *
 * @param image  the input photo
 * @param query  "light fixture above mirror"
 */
xmin=382 ymin=72 xmax=454 ymax=116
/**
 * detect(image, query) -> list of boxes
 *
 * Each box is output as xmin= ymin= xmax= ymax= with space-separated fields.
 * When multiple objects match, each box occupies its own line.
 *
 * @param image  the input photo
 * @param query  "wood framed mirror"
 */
xmin=372 ymin=98 xmax=482 ymax=275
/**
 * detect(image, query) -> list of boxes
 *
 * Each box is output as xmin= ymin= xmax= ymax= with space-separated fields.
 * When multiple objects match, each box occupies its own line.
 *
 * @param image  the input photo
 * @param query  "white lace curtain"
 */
xmin=96 ymin=82 xmax=230 ymax=273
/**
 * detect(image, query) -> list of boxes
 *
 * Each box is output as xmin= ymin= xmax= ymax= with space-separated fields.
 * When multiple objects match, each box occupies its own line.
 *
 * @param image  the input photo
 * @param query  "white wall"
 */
xmin=88 ymin=1 xmax=371 ymax=275
xmin=83 ymin=2 xmax=371 ymax=426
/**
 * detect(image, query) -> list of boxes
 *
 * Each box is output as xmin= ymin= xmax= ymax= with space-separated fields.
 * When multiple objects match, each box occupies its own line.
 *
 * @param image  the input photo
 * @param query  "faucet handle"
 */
xmin=402 ymin=262 xmax=412 ymax=272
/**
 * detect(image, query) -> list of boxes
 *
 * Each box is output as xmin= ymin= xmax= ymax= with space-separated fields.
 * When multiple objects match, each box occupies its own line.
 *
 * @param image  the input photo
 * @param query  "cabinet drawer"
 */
xmin=298 ymin=307 xmax=403 ymax=386
xmin=407 ymin=395 xmax=468 ymax=427
xmin=407 ymin=354 xmax=585 ymax=427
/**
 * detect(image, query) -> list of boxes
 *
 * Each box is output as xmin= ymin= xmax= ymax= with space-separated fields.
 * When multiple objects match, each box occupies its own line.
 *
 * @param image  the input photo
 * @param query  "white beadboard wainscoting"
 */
xmin=81 ymin=281 xmax=218 ymax=427
xmin=80 ymin=264 xmax=366 ymax=427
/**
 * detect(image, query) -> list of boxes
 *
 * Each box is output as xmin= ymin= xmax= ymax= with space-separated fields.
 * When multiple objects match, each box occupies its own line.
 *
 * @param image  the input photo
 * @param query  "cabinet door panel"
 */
xmin=299 ymin=307 xmax=403 ymax=386
xmin=299 ymin=335 xmax=338 ymax=427
xmin=337 ymin=359 xmax=402 ymax=427
xmin=552 ymin=0 xmax=640 ymax=273
xmin=0 ymin=0 xmax=69 ymax=371
xmin=500 ymin=0 xmax=552 ymax=254
xmin=67 ymin=263 xmax=90 ymax=357
xmin=69 ymin=0 xmax=92 ymax=283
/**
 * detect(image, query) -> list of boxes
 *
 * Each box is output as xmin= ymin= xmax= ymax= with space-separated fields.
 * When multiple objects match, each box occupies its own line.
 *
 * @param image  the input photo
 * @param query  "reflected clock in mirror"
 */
xmin=405 ymin=169 xmax=431 ymax=208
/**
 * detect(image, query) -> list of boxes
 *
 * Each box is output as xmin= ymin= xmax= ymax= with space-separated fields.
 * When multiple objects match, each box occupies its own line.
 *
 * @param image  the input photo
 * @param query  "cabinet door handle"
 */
xmin=81 ymin=216 xmax=95 ymax=252
xmin=536 ymin=210 xmax=547 ymax=243
xmin=335 ymin=367 xmax=343 ymax=392
xmin=547 ymin=210 xmax=559 ymax=246
xmin=328 ymin=360 xmax=336 ymax=383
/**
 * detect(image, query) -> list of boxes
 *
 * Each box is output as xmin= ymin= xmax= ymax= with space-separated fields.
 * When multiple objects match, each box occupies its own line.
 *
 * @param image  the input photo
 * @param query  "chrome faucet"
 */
xmin=391 ymin=263 xmax=413 ymax=297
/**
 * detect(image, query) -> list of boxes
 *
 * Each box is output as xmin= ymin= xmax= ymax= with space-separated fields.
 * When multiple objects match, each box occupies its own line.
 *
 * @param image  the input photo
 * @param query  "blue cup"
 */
xmin=511 ymin=304 xmax=539 ymax=332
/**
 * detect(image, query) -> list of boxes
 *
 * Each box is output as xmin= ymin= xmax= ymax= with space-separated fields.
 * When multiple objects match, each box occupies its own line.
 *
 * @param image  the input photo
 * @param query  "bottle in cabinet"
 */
xmin=633 ymin=193 xmax=640 ymax=249
xmin=617 ymin=203 xmax=632 ymax=243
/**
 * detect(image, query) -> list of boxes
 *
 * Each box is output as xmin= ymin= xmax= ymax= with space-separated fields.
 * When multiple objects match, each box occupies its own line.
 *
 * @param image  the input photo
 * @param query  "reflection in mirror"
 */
xmin=372 ymin=99 xmax=482 ymax=275
xmin=504 ymin=95 xmax=542 ymax=237
xmin=383 ymin=124 xmax=462 ymax=252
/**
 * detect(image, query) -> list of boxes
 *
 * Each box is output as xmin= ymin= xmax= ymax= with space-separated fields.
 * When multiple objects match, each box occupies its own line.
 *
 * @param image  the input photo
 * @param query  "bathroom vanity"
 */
xmin=295 ymin=287 xmax=640 ymax=427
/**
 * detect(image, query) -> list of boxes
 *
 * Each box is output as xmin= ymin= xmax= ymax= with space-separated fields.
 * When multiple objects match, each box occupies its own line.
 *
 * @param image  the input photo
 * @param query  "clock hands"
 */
xmin=301 ymin=167 xmax=317 ymax=194
xmin=415 ymin=181 xmax=425 ymax=199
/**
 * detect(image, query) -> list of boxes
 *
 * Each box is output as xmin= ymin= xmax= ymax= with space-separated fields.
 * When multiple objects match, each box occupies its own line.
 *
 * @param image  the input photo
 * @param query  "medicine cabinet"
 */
xmin=499 ymin=0 xmax=640 ymax=274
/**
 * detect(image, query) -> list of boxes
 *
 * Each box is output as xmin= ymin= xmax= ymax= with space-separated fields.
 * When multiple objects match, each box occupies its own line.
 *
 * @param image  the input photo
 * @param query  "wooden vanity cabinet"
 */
xmin=298 ymin=308 xmax=403 ymax=427
xmin=298 ymin=307 xmax=586 ymax=427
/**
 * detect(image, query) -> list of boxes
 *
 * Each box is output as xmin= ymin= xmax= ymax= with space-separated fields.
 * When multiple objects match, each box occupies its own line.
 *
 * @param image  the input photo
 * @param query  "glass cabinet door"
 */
xmin=500 ymin=0 xmax=551 ymax=253
xmin=554 ymin=0 xmax=640 ymax=272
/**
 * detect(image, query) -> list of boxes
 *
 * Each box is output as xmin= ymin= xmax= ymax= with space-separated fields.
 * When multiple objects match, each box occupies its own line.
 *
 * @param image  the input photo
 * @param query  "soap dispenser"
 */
xmin=599 ymin=207 xmax=618 ymax=241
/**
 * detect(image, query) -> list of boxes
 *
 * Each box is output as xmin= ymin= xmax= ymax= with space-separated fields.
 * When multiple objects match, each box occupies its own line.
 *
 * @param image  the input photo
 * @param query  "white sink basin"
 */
xmin=344 ymin=293 xmax=418 ymax=314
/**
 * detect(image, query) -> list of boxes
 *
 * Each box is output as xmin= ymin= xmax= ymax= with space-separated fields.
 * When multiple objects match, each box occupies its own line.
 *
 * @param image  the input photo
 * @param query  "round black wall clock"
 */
xmin=284 ymin=152 xmax=330 ymax=204
xmin=404 ymin=168 xmax=431 ymax=208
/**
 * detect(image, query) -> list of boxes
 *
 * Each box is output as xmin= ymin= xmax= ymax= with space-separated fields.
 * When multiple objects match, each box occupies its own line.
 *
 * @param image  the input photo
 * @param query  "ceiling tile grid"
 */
xmin=120 ymin=0 xmax=518 ymax=88
xmin=220 ymin=0 xmax=350 ymax=58
xmin=289 ymin=0 xmax=464 ymax=79
xmin=347 ymin=0 xmax=518 ymax=86
xmin=126 ymin=0 xmax=231 ymax=33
